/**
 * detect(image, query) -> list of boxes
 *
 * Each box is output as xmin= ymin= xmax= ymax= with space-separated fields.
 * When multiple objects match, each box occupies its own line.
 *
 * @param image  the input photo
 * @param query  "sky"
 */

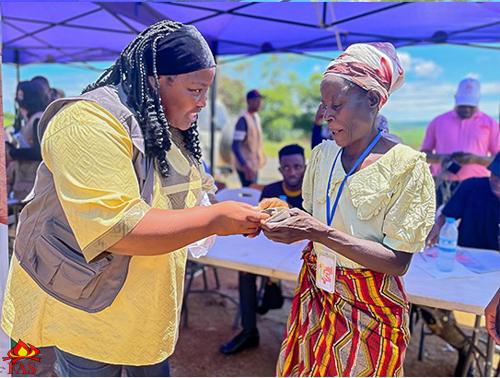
xmin=2 ymin=43 xmax=500 ymax=124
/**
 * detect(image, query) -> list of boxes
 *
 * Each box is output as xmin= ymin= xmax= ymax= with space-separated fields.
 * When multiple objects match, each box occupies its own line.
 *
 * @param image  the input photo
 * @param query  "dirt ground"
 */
xmin=10 ymin=266 xmax=497 ymax=377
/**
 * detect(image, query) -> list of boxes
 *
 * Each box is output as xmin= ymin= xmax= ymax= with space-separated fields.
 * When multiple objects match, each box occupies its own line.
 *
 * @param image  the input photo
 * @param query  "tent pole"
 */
xmin=0 ymin=8 xmax=15 ymax=355
xmin=329 ymin=4 xmax=343 ymax=53
xmin=209 ymin=42 xmax=218 ymax=174
xmin=15 ymin=50 xmax=20 ymax=85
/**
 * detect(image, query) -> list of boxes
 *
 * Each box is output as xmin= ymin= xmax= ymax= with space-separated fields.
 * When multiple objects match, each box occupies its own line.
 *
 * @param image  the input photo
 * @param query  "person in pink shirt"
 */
xmin=421 ymin=78 xmax=500 ymax=206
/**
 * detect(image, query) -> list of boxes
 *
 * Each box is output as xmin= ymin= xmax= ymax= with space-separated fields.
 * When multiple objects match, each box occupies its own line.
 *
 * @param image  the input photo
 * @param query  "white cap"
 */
xmin=455 ymin=78 xmax=481 ymax=107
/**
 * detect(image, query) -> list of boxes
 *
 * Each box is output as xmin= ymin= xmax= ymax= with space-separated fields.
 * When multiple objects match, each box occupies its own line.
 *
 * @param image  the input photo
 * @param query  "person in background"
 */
xmin=484 ymin=105 xmax=500 ymax=348
xmin=486 ymin=287 xmax=500 ymax=345
xmin=220 ymin=144 xmax=306 ymax=355
xmin=426 ymin=153 xmax=500 ymax=251
xmin=32 ymin=75 xmax=63 ymax=103
xmin=6 ymin=79 xmax=50 ymax=200
xmin=312 ymin=103 xmax=398 ymax=148
xmin=51 ymin=88 xmax=66 ymax=100
xmin=311 ymin=103 xmax=331 ymax=149
xmin=421 ymin=153 xmax=500 ymax=376
xmin=232 ymin=89 xmax=266 ymax=187
xmin=421 ymin=78 xmax=500 ymax=206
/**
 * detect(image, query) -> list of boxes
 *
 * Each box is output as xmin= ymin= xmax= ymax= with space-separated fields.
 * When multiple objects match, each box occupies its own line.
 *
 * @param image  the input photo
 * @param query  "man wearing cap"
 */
xmin=232 ymin=90 xmax=266 ymax=187
xmin=421 ymin=78 xmax=500 ymax=206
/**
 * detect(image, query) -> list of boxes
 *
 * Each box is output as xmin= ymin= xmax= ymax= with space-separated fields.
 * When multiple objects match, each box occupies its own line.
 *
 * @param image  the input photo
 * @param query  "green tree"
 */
xmin=217 ymin=73 xmax=246 ymax=115
xmin=260 ymin=80 xmax=301 ymax=142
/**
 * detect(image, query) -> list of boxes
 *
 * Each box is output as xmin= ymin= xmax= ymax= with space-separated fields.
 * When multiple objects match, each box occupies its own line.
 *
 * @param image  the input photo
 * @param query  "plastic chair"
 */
xmin=216 ymin=187 xmax=262 ymax=206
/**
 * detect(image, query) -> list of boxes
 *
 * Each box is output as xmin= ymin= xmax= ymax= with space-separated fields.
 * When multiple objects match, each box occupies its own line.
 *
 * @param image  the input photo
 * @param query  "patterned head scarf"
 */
xmin=324 ymin=42 xmax=405 ymax=109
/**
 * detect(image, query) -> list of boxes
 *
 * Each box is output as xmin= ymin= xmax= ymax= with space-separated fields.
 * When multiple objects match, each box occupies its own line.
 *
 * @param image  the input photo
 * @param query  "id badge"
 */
xmin=316 ymin=250 xmax=336 ymax=294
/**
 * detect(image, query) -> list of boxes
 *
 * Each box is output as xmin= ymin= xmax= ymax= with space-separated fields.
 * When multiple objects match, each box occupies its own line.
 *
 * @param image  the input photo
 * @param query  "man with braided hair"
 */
xmin=2 ymin=21 xmax=269 ymax=376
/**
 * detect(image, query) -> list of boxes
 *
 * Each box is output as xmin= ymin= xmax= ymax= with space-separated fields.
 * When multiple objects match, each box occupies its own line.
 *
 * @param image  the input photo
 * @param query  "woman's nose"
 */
xmin=323 ymin=109 xmax=335 ymax=122
xmin=198 ymin=93 xmax=208 ymax=108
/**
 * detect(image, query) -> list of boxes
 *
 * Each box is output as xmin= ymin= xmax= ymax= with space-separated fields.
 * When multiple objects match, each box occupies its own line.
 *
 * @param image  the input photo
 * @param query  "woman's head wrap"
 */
xmin=324 ymin=42 xmax=404 ymax=108
xmin=145 ymin=24 xmax=216 ymax=76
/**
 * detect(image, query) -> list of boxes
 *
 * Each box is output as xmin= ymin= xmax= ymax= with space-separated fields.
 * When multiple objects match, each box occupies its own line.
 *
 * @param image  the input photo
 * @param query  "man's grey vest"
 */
xmin=14 ymin=85 xmax=196 ymax=313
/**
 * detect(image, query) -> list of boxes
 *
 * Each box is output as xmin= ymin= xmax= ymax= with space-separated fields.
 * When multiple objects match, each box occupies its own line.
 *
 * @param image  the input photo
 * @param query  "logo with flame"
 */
xmin=3 ymin=340 xmax=40 ymax=364
xmin=318 ymin=262 xmax=333 ymax=285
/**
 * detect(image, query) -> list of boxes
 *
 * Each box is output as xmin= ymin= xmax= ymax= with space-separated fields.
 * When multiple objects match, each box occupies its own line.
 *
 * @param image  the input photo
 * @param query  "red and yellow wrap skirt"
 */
xmin=277 ymin=243 xmax=410 ymax=377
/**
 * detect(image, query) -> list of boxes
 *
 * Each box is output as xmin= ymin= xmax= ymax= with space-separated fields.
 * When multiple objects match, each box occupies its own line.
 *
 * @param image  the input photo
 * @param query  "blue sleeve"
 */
xmin=233 ymin=117 xmax=248 ymax=141
xmin=311 ymin=123 xmax=323 ymax=149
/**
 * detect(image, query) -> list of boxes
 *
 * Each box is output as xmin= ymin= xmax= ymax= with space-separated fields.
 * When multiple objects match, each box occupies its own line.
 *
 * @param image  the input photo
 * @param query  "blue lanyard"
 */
xmin=326 ymin=130 xmax=383 ymax=226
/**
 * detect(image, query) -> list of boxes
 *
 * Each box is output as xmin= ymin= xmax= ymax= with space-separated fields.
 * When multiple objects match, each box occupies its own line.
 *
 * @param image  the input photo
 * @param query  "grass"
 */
xmin=262 ymin=125 xmax=427 ymax=159
xmin=392 ymin=127 xmax=426 ymax=151
xmin=3 ymin=112 xmax=14 ymax=128
xmin=262 ymin=138 xmax=313 ymax=159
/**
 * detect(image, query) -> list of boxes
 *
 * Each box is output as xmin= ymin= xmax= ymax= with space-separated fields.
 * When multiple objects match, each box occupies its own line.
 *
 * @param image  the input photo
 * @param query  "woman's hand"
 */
xmin=242 ymin=197 xmax=290 ymax=239
xmin=212 ymin=201 xmax=269 ymax=237
xmin=485 ymin=287 xmax=500 ymax=345
xmin=314 ymin=103 xmax=325 ymax=126
xmin=261 ymin=208 xmax=329 ymax=244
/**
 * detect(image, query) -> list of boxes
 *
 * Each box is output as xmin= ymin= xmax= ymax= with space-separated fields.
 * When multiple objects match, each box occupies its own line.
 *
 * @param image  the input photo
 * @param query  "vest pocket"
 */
xmin=51 ymin=258 xmax=100 ymax=300
xmin=31 ymin=222 xmax=111 ymax=300
xmin=21 ymin=217 xmax=129 ymax=312
xmin=30 ymin=236 xmax=64 ymax=285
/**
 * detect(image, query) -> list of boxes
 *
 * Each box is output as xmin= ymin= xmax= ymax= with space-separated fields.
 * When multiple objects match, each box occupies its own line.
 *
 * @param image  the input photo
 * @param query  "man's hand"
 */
xmin=314 ymin=103 xmax=325 ymax=126
xmin=439 ymin=154 xmax=452 ymax=166
xmin=425 ymin=223 xmax=441 ymax=248
xmin=243 ymin=165 xmax=256 ymax=182
xmin=5 ymin=143 xmax=13 ymax=163
xmin=452 ymin=152 xmax=477 ymax=165
xmin=452 ymin=152 xmax=492 ymax=166
xmin=485 ymin=287 xmax=500 ymax=344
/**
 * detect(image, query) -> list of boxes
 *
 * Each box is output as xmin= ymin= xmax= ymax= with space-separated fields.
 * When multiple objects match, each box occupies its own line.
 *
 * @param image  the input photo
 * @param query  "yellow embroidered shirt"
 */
xmin=303 ymin=140 xmax=436 ymax=269
xmin=2 ymin=101 xmax=215 ymax=365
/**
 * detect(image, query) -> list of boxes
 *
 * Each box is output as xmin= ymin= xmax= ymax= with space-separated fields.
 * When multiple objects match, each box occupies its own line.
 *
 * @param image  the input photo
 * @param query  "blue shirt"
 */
xmin=442 ymin=177 xmax=500 ymax=250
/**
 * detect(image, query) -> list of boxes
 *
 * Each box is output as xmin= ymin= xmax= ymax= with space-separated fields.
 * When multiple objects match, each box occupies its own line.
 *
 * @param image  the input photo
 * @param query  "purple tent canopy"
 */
xmin=2 ymin=2 xmax=500 ymax=65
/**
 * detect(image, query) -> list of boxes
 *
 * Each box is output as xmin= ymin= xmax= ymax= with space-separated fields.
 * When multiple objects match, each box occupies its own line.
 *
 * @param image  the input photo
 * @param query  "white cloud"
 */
xmin=466 ymin=72 xmax=481 ymax=80
xmin=312 ymin=64 xmax=321 ymax=73
xmin=482 ymin=82 xmax=500 ymax=95
xmin=397 ymin=51 xmax=443 ymax=78
xmin=413 ymin=60 xmax=443 ymax=78
xmin=382 ymin=80 xmax=500 ymax=122
xmin=397 ymin=52 xmax=412 ymax=73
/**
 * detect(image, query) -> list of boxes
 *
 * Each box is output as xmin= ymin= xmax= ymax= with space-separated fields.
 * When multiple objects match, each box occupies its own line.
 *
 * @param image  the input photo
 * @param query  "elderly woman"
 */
xmin=262 ymin=43 xmax=435 ymax=376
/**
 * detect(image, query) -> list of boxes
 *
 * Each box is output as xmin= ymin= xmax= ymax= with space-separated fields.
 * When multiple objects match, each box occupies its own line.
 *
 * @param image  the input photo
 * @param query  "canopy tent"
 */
xmin=2 ymin=1 xmax=500 ymax=168
xmin=2 ymin=2 xmax=500 ymax=66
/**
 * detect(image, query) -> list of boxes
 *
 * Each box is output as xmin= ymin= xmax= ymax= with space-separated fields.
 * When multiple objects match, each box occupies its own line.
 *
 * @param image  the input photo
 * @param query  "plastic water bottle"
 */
xmin=436 ymin=217 xmax=458 ymax=272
